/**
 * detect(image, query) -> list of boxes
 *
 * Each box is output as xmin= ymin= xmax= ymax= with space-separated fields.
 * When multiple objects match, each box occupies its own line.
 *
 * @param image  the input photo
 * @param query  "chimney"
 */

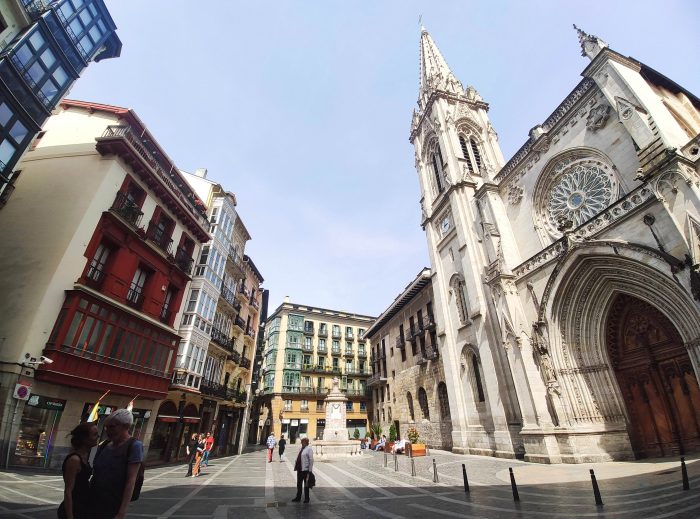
xmin=194 ymin=168 xmax=208 ymax=178
xmin=284 ymin=296 xmax=290 ymax=304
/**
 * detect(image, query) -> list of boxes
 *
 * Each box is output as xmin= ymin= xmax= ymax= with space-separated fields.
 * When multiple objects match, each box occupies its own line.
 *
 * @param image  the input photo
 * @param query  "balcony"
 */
xmin=344 ymin=388 xmax=371 ymax=398
xmin=237 ymin=284 xmax=251 ymax=301
xmin=240 ymin=357 xmax=251 ymax=370
xmin=126 ymin=285 xmax=145 ymax=310
xmin=250 ymin=298 xmax=260 ymax=311
xmin=210 ymin=327 xmax=234 ymax=353
xmin=358 ymin=332 xmax=366 ymax=343
xmin=344 ymin=350 xmax=354 ymax=358
xmin=332 ymin=331 xmax=342 ymax=340
xmin=159 ymin=307 xmax=172 ymax=325
xmin=286 ymin=341 xmax=302 ymax=350
xmin=331 ymin=348 xmax=341 ymax=356
xmin=303 ymin=324 xmax=315 ymax=336
xmin=318 ymin=328 xmax=328 ymax=338
xmin=317 ymin=346 xmax=327 ymax=354
xmin=146 ymin=222 xmax=173 ymax=255
xmin=219 ymin=284 xmax=237 ymax=309
xmin=302 ymin=343 xmax=313 ymax=352
xmin=395 ymin=336 xmax=406 ymax=349
xmin=85 ymin=264 xmax=106 ymax=289
xmin=110 ymin=191 xmax=143 ymax=228
xmin=417 ymin=347 xmax=439 ymax=364
xmin=298 ymin=386 xmax=328 ymax=396
xmin=284 ymin=362 xmax=302 ymax=370
xmin=423 ymin=315 xmax=436 ymax=330
xmin=229 ymin=350 xmax=241 ymax=364
xmin=227 ymin=248 xmax=246 ymax=277
xmin=174 ymin=247 xmax=194 ymax=275
xmin=358 ymin=350 xmax=367 ymax=359
xmin=245 ymin=327 xmax=256 ymax=340
xmin=200 ymin=380 xmax=228 ymax=400
xmin=345 ymin=332 xmax=354 ymax=340
xmin=233 ymin=316 xmax=246 ymax=333
xmin=366 ymin=373 xmax=387 ymax=387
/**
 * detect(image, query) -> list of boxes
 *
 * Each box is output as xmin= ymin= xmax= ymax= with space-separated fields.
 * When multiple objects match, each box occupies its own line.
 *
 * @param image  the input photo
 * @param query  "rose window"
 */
xmin=546 ymin=164 xmax=614 ymax=229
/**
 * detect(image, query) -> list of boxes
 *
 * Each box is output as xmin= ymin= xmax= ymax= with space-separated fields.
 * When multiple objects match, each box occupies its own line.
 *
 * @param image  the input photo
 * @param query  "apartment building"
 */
xmin=254 ymin=300 xmax=375 ymax=443
xmin=364 ymin=268 xmax=452 ymax=449
xmin=146 ymin=170 xmax=264 ymax=462
xmin=0 ymin=99 xmax=209 ymax=468
xmin=0 ymin=0 xmax=121 ymax=205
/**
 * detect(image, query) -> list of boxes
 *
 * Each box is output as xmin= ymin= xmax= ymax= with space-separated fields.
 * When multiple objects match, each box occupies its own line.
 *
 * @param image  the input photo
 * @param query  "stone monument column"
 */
xmin=323 ymin=377 xmax=349 ymax=441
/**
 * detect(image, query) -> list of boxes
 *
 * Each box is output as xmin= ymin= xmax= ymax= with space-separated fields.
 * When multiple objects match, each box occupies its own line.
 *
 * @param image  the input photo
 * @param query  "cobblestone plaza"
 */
xmin=1 ymin=445 xmax=699 ymax=518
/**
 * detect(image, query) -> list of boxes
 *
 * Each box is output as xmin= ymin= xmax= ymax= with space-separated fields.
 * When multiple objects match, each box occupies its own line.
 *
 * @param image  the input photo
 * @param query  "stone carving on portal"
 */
xmin=585 ymin=104 xmax=611 ymax=132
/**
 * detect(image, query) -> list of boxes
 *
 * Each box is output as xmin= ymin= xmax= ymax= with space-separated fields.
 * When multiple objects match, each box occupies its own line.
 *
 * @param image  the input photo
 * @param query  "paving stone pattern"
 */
xmin=0 ymin=446 xmax=699 ymax=518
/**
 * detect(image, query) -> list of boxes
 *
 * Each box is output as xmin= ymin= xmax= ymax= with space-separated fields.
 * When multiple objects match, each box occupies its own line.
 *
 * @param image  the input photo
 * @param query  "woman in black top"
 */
xmin=186 ymin=433 xmax=198 ymax=477
xmin=278 ymin=435 xmax=286 ymax=461
xmin=58 ymin=422 xmax=98 ymax=519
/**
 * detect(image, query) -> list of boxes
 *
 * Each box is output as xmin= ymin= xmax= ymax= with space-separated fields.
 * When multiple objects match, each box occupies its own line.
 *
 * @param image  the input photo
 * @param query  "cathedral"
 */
xmin=410 ymin=26 xmax=700 ymax=463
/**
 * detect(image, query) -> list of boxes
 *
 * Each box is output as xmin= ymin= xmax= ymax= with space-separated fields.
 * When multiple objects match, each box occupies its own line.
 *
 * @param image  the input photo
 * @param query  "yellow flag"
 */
xmin=126 ymin=395 xmax=139 ymax=412
xmin=87 ymin=390 xmax=110 ymax=422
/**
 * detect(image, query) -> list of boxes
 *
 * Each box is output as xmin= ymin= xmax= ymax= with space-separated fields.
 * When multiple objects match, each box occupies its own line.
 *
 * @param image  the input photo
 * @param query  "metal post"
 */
xmin=394 ymin=450 xmax=398 ymax=471
xmin=462 ymin=463 xmax=470 ymax=493
xmin=509 ymin=468 xmax=520 ymax=501
xmin=590 ymin=469 xmax=603 ymax=506
xmin=681 ymin=457 xmax=690 ymax=491
xmin=383 ymin=451 xmax=387 ymax=467
xmin=433 ymin=458 xmax=439 ymax=483
xmin=411 ymin=458 xmax=416 ymax=477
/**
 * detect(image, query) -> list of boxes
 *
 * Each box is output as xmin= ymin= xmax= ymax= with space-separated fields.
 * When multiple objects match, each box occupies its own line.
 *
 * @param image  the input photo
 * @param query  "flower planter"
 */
xmin=408 ymin=443 xmax=426 ymax=457
xmin=385 ymin=442 xmax=394 ymax=453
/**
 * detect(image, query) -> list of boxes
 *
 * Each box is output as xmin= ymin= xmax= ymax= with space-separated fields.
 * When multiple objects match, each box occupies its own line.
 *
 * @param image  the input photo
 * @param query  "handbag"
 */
xmin=307 ymin=471 xmax=316 ymax=489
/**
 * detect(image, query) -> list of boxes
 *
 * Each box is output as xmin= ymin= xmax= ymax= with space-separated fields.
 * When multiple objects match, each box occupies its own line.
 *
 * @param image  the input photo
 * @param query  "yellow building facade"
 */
xmin=254 ymin=300 xmax=374 ymax=444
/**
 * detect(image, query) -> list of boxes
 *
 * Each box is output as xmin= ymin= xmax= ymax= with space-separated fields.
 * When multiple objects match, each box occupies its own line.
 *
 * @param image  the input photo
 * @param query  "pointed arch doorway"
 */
xmin=606 ymin=294 xmax=700 ymax=458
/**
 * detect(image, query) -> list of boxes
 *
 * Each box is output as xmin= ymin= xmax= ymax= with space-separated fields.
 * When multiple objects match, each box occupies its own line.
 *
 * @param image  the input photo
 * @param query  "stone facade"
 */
xmin=409 ymin=27 xmax=700 ymax=463
xmin=365 ymin=268 xmax=453 ymax=450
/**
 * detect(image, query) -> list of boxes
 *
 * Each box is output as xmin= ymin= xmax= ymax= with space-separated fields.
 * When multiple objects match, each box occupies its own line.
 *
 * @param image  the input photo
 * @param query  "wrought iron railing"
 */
xmin=174 ymin=247 xmax=193 ymax=275
xmin=110 ymin=191 xmax=143 ymax=228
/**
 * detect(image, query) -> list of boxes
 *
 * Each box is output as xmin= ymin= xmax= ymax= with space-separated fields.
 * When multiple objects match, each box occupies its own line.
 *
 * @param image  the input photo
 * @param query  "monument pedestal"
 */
xmin=313 ymin=377 xmax=362 ymax=459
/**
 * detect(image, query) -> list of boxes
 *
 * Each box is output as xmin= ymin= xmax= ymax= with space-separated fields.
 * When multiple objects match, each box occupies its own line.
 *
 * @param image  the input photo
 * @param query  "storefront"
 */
xmin=281 ymin=418 xmax=308 ymax=443
xmin=346 ymin=419 xmax=367 ymax=438
xmin=11 ymin=394 xmax=66 ymax=468
xmin=147 ymin=400 xmax=200 ymax=463
xmin=316 ymin=419 xmax=325 ymax=440
xmin=81 ymin=402 xmax=151 ymax=444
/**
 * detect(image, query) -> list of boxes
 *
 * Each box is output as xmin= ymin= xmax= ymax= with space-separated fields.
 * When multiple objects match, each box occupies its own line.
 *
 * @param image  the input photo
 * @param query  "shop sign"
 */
xmin=300 ymin=419 xmax=309 ymax=424
xmin=13 ymin=383 xmax=32 ymax=401
xmin=27 ymin=394 xmax=66 ymax=411
xmin=131 ymin=409 xmax=151 ymax=419
xmin=316 ymin=419 xmax=325 ymax=426
xmin=82 ymin=402 xmax=115 ymax=418
xmin=291 ymin=419 xmax=299 ymax=426
xmin=282 ymin=419 xmax=290 ymax=424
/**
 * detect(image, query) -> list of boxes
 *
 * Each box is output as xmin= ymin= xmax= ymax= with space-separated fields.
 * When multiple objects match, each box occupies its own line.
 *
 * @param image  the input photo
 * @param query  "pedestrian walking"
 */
xmin=266 ymin=433 xmax=276 ymax=463
xmin=278 ymin=434 xmax=287 ymax=461
xmin=291 ymin=438 xmax=314 ymax=504
xmin=90 ymin=409 xmax=144 ymax=519
xmin=58 ymin=422 xmax=98 ymax=519
xmin=201 ymin=432 xmax=214 ymax=467
xmin=185 ymin=433 xmax=198 ymax=477
xmin=193 ymin=434 xmax=205 ymax=477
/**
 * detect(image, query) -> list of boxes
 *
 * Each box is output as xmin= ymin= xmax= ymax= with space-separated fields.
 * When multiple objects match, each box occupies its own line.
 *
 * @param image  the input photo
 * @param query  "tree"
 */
xmin=353 ymin=428 xmax=360 ymax=440
xmin=389 ymin=423 xmax=397 ymax=442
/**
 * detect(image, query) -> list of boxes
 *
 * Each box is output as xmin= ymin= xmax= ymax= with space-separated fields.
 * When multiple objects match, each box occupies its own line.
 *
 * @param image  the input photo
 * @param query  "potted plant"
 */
xmin=406 ymin=426 xmax=426 ymax=457
xmin=387 ymin=423 xmax=397 ymax=453
xmin=353 ymin=428 xmax=360 ymax=440
xmin=370 ymin=423 xmax=382 ymax=449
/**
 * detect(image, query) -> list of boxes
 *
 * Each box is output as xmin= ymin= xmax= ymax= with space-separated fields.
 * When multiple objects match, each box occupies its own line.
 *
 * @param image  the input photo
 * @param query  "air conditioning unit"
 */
xmin=13 ymin=383 xmax=32 ymax=401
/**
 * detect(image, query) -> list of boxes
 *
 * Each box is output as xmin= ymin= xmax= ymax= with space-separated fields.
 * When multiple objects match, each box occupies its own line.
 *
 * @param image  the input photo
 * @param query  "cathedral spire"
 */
xmin=573 ymin=24 xmax=608 ymax=61
xmin=418 ymin=26 xmax=464 ymax=106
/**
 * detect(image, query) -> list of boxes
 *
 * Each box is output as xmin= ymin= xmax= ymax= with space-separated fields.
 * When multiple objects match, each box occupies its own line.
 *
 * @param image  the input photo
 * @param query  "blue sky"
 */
xmin=70 ymin=0 xmax=700 ymax=317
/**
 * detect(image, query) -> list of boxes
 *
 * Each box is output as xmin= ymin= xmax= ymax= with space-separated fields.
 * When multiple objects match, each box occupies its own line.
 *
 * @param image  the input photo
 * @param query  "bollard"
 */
xmin=590 ymin=469 xmax=603 ymax=506
xmin=394 ymin=451 xmax=398 ymax=472
xmin=509 ymin=468 xmax=520 ymax=501
xmin=681 ymin=457 xmax=690 ymax=491
xmin=433 ymin=458 xmax=439 ymax=483
xmin=462 ymin=463 xmax=470 ymax=493
xmin=383 ymin=451 xmax=387 ymax=467
xmin=411 ymin=458 xmax=416 ymax=477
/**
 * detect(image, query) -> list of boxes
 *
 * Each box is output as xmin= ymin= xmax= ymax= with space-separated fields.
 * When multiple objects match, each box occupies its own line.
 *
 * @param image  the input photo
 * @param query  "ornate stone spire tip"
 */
xmin=572 ymin=23 xmax=608 ymax=60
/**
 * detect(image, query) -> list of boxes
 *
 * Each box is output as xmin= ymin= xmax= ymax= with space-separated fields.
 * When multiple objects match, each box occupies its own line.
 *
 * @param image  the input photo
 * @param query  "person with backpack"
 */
xmin=58 ymin=422 xmax=98 ymax=519
xmin=91 ymin=409 xmax=144 ymax=519
xmin=266 ymin=433 xmax=276 ymax=463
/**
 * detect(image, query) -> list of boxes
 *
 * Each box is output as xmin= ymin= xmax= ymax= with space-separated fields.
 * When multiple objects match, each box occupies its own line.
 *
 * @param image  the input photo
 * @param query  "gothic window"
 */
xmin=437 ymin=382 xmax=451 ymax=419
xmin=470 ymin=138 xmax=482 ymax=173
xmin=407 ymin=392 xmax=415 ymax=421
xmin=431 ymin=152 xmax=444 ymax=193
xmin=458 ymin=134 xmax=482 ymax=175
xmin=418 ymin=387 xmax=430 ymax=419
xmin=450 ymin=275 xmax=470 ymax=324
xmin=471 ymin=354 xmax=485 ymax=403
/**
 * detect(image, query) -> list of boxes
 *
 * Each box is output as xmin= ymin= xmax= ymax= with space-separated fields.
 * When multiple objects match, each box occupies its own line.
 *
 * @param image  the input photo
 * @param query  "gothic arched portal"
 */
xmin=606 ymin=294 xmax=700 ymax=458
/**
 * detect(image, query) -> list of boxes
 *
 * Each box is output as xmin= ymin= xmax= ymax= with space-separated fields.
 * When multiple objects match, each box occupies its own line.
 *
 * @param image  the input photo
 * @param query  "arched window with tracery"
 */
xmin=458 ymin=133 xmax=482 ymax=175
xmin=471 ymin=354 xmax=485 ymax=403
xmin=437 ymin=382 xmax=451 ymax=419
xmin=406 ymin=392 xmax=415 ymax=421
xmin=450 ymin=275 xmax=469 ymax=324
xmin=418 ymin=387 xmax=430 ymax=419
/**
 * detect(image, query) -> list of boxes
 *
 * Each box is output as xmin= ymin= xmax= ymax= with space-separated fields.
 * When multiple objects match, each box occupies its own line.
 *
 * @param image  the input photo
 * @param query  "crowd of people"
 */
xmin=185 ymin=431 xmax=215 ymax=477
